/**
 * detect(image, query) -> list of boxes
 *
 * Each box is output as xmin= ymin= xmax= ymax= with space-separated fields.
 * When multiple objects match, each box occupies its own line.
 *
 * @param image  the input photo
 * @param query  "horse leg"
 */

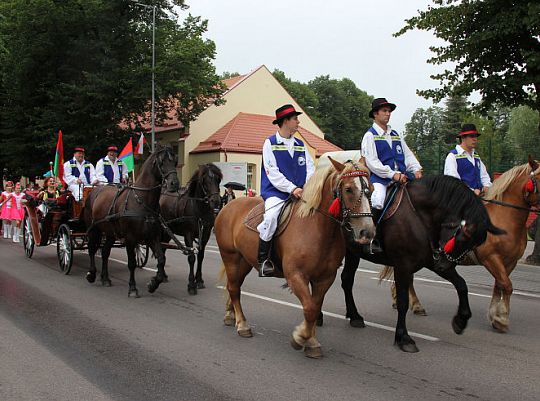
xmin=147 ymin=238 xmax=166 ymax=293
xmin=223 ymin=296 xmax=236 ymax=326
xmin=195 ymin=226 xmax=211 ymax=290
xmin=433 ymin=267 xmax=472 ymax=334
xmin=485 ymin=258 xmax=515 ymax=333
xmin=394 ymin=268 xmax=418 ymax=352
xmin=339 ymin=249 xmax=365 ymax=328
xmin=185 ymin=235 xmax=197 ymax=295
xmin=224 ymin=256 xmax=253 ymax=337
xmin=99 ymin=236 xmax=114 ymax=287
xmin=126 ymin=244 xmax=140 ymax=298
xmin=409 ymin=278 xmax=427 ymax=316
xmin=86 ymin=229 xmax=100 ymax=284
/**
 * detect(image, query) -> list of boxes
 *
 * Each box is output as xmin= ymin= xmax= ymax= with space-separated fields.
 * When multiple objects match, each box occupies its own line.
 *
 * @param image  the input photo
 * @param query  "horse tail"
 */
xmin=379 ymin=265 xmax=394 ymax=283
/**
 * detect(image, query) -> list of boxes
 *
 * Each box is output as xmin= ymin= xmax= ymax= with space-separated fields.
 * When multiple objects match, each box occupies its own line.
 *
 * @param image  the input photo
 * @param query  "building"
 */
xmin=143 ymin=65 xmax=341 ymax=192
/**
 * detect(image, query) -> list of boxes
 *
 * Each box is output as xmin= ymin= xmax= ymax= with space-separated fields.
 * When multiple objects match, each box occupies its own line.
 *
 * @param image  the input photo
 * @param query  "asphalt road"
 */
xmin=1 ymin=237 xmax=539 ymax=401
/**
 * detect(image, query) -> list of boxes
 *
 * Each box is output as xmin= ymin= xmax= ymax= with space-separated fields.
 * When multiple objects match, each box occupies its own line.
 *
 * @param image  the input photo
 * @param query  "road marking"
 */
xmin=216 ymin=285 xmax=439 ymax=342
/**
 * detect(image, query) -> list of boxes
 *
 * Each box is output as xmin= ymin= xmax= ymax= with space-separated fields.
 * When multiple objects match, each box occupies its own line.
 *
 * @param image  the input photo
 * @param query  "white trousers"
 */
xmin=371 ymin=182 xmax=389 ymax=210
xmin=257 ymin=196 xmax=286 ymax=241
xmin=67 ymin=183 xmax=84 ymax=201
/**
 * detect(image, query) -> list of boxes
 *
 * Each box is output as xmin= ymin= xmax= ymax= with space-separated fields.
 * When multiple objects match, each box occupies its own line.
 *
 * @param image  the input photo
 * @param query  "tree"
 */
xmin=220 ymin=71 xmax=241 ymax=79
xmin=272 ymin=70 xmax=319 ymax=115
xmin=0 ymin=0 xmax=224 ymax=178
xmin=440 ymin=95 xmax=469 ymax=144
xmin=396 ymin=0 xmax=540 ymax=137
xmin=508 ymin=106 xmax=540 ymax=163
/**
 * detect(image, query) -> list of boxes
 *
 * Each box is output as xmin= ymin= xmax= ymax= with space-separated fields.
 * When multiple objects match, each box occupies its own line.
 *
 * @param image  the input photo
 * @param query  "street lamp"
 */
xmin=131 ymin=1 xmax=157 ymax=153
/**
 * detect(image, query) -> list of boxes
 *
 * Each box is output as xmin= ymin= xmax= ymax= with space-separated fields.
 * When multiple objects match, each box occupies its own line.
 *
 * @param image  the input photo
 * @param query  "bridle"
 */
xmin=333 ymin=165 xmax=373 ymax=221
xmin=154 ymin=147 xmax=178 ymax=189
xmin=482 ymin=168 xmax=540 ymax=214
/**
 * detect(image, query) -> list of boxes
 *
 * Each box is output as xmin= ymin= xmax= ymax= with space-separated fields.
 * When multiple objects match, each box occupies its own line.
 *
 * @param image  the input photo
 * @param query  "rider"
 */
xmin=444 ymin=123 xmax=492 ymax=195
xmin=361 ymin=98 xmax=423 ymax=227
xmin=258 ymin=104 xmax=315 ymax=277
xmin=63 ymin=147 xmax=96 ymax=201
xmin=95 ymin=146 xmax=128 ymax=185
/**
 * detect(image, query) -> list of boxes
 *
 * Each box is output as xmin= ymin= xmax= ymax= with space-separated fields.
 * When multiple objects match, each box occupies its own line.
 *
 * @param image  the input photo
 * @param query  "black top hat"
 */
xmin=107 ymin=145 xmax=118 ymax=152
xmin=369 ymin=98 xmax=397 ymax=118
xmin=458 ymin=123 xmax=480 ymax=137
xmin=272 ymin=104 xmax=302 ymax=125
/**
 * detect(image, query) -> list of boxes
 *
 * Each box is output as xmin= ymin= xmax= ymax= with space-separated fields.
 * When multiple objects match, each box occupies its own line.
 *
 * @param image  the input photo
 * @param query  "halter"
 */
xmin=331 ymin=166 xmax=373 ymax=221
xmin=154 ymin=147 xmax=178 ymax=188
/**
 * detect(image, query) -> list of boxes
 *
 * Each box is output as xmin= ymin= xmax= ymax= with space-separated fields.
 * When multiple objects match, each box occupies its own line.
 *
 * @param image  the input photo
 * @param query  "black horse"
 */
xmin=321 ymin=176 xmax=505 ymax=352
xmin=84 ymin=144 xmax=179 ymax=297
xmin=159 ymin=163 xmax=222 ymax=295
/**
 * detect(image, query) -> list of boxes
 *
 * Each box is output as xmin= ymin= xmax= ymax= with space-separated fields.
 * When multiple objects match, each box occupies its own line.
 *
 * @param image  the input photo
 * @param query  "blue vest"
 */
xmin=69 ymin=159 xmax=92 ymax=184
xmin=449 ymin=149 xmax=482 ymax=190
xmin=261 ymin=135 xmax=307 ymax=200
xmin=368 ymin=127 xmax=407 ymax=185
xmin=101 ymin=157 xmax=124 ymax=183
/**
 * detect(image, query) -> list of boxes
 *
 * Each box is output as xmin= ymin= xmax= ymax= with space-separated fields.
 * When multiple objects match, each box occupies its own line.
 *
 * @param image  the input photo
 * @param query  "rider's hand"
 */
xmin=415 ymin=170 xmax=423 ymax=179
xmin=76 ymin=179 xmax=82 ymax=184
xmin=292 ymin=187 xmax=303 ymax=199
xmin=393 ymin=173 xmax=407 ymax=184
xmin=473 ymin=189 xmax=481 ymax=196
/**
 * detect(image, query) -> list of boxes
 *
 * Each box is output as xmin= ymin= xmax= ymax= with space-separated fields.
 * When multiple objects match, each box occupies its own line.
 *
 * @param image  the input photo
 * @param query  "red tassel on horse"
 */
xmin=328 ymin=198 xmax=341 ymax=218
xmin=443 ymin=236 xmax=456 ymax=254
xmin=524 ymin=179 xmax=534 ymax=193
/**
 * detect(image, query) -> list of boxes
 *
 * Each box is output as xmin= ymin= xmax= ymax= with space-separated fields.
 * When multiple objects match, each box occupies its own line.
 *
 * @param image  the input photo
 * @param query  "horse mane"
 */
xmin=484 ymin=163 xmax=531 ymax=201
xmin=187 ymin=163 xmax=223 ymax=196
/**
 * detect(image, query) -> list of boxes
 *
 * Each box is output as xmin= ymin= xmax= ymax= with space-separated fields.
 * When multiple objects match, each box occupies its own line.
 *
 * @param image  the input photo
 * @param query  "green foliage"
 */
xmin=220 ymin=71 xmax=241 ymax=79
xmin=0 ymin=0 xmax=224 ymax=178
xmin=507 ymin=106 xmax=540 ymax=164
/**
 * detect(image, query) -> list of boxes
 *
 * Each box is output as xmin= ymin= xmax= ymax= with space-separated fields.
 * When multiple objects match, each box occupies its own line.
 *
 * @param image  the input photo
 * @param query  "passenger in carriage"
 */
xmin=63 ymin=147 xmax=96 ymax=201
xmin=37 ymin=177 xmax=60 ymax=201
xmin=95 ymin=145 xmax=128 ymax=185
xmin=361 ymin=98 xmax=423 ymax=224
xmin=444 ymin=123 xmax=492 ymax=196
xmin=1 ymin=181 xmax=14 ymax=239
xmin=258 ymin=104 xmax=315 ymax=277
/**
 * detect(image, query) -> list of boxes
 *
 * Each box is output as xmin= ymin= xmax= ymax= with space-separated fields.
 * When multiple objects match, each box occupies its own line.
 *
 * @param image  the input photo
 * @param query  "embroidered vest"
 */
xmin=368 ymin=127 xmax=407 ymax=185
xmin=70 ymin=159 xmax=92 ymax=184
xmin=261 ymin=135 xmax=307 ymax=200
xmin=449 ymin=149 xmax=482 ymax=190
xmin=101 ymin=158 xmax=124 ymax=183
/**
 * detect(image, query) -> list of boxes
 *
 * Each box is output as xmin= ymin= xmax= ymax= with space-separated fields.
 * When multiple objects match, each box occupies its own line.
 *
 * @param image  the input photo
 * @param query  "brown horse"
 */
xmin=84 ymin=144 xmax=179 ymax=297
xmin=385 ymin=156 xmax=540 ymax=332
xmin=215 ymin=158 xmax=375 ymax=358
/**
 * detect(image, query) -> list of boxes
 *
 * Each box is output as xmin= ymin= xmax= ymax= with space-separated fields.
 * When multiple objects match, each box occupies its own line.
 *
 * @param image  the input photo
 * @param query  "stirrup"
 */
xmin=258 ymin=259 xmax=275 ymax=277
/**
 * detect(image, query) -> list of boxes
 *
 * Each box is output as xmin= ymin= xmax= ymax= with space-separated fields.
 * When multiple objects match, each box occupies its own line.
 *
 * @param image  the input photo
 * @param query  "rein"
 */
xmin=482 ymin=198 xmax=539 ymax=214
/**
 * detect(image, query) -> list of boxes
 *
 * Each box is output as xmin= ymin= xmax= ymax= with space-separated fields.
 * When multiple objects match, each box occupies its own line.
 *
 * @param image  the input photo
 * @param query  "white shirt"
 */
xmin=361 ymin=123 xmax=422 ymax=180
xmin=444 ymin=145 xmax=492 ymax=188
xmin=262 ymin=132 xmax=315 ymax=194
xmin=95 ymin=155 xmax=128 ymax=184
xmin=63 ymin=159 xmax=96 ymax=186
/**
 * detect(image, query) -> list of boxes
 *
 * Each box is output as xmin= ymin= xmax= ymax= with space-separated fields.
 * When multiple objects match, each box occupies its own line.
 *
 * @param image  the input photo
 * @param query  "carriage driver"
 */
xmin=444 ymin=123 xmax=492 ymax=195
xmin=63 ymin=147 xmax=96 ymax=201
xmin=95 ymin=146 xmax=128 ymax=185
xmin=361 ymin=98 xmax=423 ymax=225
xmin=258 ymin=104 xmax=315 ymax=277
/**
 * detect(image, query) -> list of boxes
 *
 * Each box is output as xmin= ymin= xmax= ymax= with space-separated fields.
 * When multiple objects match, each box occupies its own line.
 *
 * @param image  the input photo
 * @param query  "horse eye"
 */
xmin=345 ymin=187 xmax=353 ymax=193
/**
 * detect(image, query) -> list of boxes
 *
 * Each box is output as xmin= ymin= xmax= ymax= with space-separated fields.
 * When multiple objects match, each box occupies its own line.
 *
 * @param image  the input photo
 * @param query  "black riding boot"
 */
xmin=362 ymin=209 xmax=383 ymax=254
xmin=258 ymin=239 xmax=275 ymax=277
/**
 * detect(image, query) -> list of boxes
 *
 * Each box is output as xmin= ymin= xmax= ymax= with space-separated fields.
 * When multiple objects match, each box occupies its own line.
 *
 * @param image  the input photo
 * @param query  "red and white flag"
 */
xmin=135 ymin=133 xmax=146 ymax=155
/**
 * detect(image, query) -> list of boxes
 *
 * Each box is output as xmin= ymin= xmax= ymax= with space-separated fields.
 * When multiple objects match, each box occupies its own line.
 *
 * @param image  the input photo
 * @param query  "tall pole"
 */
xmin=151 ymin=5 xmax=156 ymax=153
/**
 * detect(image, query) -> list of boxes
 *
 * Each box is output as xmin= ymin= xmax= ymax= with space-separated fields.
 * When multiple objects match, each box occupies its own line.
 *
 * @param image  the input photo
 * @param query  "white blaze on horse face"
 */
xmin=349 ymin=176 xmax=376 ymax=243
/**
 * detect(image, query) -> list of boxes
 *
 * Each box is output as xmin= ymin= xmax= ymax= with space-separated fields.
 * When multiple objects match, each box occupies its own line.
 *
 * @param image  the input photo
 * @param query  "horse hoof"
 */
xmin=452 ymin=316 xmax=468 ymax=335
xmin=196 ymin=281 xmax=205 ymax=289
xmin=128 ymin=289 xmax=140 ymax=298
xmin=162 ymin=276 xmax=169 ymax=283
xmin=491 ymin=321 xmax=508 ymax=333
xmin=86 ymin=272 xmax=96 ymax=283
xmin=350 ymin=318 xmax=366 ymax=328
xmin=188 ymin=286 xmax=197 ymax=295
xmin=237 ymin=328 xmax=253 ymax=338
xmin=290 ymin=337 xmax=303 ymax=351
xmin=223 ymin=316 xmax=235 ymax=327
xmin=101 ymin=280 xmax=112 ymax=287
xmin=304 ymin=346 xmax=323 ymax=359
xmin=392 ymin=303 xmax=397 ymax=310
xmin=147 ymin=280 xmax=159 ymax=293
xmin=398 ymin=342 xmax=419 ymax=353
xmin=413 ymin=308 xmax=427 ymax=316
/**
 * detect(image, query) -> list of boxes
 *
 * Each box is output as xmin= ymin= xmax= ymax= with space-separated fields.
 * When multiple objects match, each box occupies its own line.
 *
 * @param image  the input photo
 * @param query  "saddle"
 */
xmin=244 ymin=199 xmax=295 ymax=237
xmin=379 ymin=183 xmax=408 ymax=222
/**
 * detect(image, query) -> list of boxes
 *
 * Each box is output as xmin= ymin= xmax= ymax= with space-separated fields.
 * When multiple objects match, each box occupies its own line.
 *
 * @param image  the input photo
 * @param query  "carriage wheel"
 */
xmin=57 ymin=224 xmax=74 ymax=275
xmin=135 ymin=244 xmax=149 ymax=268
xmin=22 ymin=213 xmax=34 ymax=258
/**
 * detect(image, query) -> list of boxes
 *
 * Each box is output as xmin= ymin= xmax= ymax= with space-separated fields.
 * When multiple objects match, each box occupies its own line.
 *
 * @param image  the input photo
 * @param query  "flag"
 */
xmin=119 ymin=138 xmax=134 ymax=173
xmin=53 ymin=130 xmax=65 ymax=184
xmin=135 ymin=133 xmax=146 ymax=155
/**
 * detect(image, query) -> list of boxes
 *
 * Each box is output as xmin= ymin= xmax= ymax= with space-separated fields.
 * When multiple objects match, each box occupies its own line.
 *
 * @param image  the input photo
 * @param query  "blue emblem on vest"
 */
xmin=261 ymin=135 xmax=307 ymax=200
xmin=449 ymin=149 xmax=482 ymax=190
xmin=102 ymin=157 xmax=124 ymax=183
xmin=368 ymin=127 xmax=407 ymax=185
xmin=70 ymin=159 xmax=92 ymax=183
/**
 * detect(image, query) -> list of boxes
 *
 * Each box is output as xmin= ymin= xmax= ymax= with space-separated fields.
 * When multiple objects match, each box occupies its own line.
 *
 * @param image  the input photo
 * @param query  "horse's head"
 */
xmin=188 ymin=163 xmax=223 ymax=212
xmin=328 ymin=156 xmax=376 ymax=246
xmin=152 ymin=144 xmax=179 ymax=192
xmin=524 ymin=155 xmax=540 ymax=206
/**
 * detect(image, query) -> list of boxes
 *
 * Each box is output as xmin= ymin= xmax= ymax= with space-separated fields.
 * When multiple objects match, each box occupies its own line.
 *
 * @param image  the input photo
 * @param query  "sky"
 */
xmin=180 ymin=0 xmax=444 ymax=132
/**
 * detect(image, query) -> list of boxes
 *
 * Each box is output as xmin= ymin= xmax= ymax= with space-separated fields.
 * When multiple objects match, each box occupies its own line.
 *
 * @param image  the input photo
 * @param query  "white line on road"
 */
xmin=216 ymin=286 xmax=439 ymax=342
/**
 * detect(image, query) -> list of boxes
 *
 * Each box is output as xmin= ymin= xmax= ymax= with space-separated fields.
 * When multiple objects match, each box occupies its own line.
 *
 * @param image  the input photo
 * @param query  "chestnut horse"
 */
xmin=385 ymin=156 xmax=540 ymax=332
xmin=215 ymin=158 xmax=375 ymax=358
xmin=84 ymin=144 xmax=179 ymax=297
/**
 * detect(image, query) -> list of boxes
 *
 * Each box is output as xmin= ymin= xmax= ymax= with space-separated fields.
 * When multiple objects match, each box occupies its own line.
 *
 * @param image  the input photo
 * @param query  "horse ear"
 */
xmin=528 ymin=155 xmax=539 ymax=171
xmin=358 ymin=156 xmax=367 ymax=167
xmin=328 ymin=156 xmax=345 ymax=172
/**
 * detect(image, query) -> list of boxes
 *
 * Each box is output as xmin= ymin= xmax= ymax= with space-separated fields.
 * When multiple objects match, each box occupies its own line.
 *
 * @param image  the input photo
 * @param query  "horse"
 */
xmin=383 ymin=156 xmax=540 ymax=332
xmin=215 ymin=158 xmax=376 ymax=358
xmin=159 ymin=163 xmax=223 ymax=295
xmin=83 ymin=144 xmax=179 ymax=297
xmin=332 ymin=175 xmax=505 ymax=352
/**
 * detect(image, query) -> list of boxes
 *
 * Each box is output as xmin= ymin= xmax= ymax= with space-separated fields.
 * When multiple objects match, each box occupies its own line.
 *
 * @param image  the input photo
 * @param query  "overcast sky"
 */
xmin=181 ymin=0 xmax=443 ymax=133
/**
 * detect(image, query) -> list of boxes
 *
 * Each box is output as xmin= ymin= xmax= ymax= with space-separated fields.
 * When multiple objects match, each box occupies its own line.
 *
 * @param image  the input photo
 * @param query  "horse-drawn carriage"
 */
xmin=22 ymin=186 xmax=148 ymax=274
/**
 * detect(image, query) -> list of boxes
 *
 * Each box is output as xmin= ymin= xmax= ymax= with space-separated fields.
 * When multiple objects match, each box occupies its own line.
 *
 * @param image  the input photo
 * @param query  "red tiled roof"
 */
xmin=190 ymin=112 xmax=341 ymax=157
xmin=221 ymin=74 xmax=246 ymax=90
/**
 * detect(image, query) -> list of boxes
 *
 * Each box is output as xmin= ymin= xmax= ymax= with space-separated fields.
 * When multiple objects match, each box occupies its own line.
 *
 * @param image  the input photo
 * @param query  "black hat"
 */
xmin=272 ymin=104 xmax=302 ymax=125
xmin=458 ymin=123 xmax=480 ymax=137
xmin=369 ymin=98 xmax=397 ymax=118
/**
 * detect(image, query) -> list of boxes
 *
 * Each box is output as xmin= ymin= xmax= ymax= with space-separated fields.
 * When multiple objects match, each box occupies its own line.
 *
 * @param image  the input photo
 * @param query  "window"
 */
xmin=247 ymin=163 xmax=256 ymax=192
